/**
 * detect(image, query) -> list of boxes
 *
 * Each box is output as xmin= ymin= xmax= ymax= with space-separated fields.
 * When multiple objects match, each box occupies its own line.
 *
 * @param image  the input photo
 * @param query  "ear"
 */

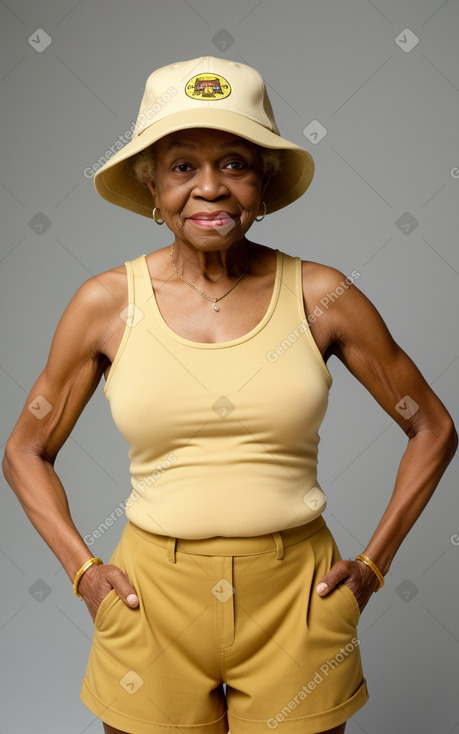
xmin=261 ymin=174 xmax=271 ymax=200
xmin=144 ymin=176 xmax=158 ymax=205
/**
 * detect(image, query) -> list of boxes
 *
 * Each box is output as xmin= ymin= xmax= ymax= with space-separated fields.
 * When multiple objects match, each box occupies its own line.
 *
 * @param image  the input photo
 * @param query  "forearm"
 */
xmin=361 ymin=422 xmax=457 ymax=576
xmin=3 ymin=447 xmax=95 ymax=582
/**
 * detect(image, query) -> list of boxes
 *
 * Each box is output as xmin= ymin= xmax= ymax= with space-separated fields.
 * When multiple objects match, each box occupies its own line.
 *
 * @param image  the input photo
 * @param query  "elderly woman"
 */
xmin=3 ymin=56 xmax=456 ymax=734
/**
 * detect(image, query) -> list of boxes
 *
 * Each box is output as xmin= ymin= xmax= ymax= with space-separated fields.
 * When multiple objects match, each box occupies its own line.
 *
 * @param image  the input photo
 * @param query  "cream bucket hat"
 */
xmin=93 ymin=56 xmax=314 ymax=217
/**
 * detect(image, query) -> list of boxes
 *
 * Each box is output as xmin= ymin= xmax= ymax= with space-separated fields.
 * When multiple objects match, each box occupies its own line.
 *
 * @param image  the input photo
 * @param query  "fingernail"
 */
xmin=127 ymin=594 xmax=139 ymax=605
xmin=316 ymin=583 xmax=328 ymax=594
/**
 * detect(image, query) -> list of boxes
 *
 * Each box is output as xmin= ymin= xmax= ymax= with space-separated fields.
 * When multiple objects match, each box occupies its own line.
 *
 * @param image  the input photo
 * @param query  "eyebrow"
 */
xmin=165 ymin=140 xmax=254 ymax=153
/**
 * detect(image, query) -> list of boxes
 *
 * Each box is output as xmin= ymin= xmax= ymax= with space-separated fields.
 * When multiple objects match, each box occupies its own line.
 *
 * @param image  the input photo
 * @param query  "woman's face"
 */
xmin=144 ymin=128 xmax=269 ymax=251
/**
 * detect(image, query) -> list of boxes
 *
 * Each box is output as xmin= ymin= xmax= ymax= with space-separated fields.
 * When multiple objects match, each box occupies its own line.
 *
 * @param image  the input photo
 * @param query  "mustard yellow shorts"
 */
xmin=80 ymin=517 xmax=369 ymax=734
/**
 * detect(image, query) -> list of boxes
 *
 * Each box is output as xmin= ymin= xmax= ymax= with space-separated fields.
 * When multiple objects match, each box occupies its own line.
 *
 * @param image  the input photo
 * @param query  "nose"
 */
xmin=192 ymin=163 xmax=228 ymax=200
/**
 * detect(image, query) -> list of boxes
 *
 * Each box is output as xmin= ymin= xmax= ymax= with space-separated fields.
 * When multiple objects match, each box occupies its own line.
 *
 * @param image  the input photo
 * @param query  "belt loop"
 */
xmin=166 ymin=537 xmax=177 ymax=563
xmin=272 ymin=531 xmax=284 ymax=560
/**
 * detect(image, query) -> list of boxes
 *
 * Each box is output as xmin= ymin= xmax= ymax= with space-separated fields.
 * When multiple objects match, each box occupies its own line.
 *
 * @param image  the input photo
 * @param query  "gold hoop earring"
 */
xmin=152 ymin=207 xmax=164 ymax=225
xmin=255 ymin=202 xmax=266 ymax=222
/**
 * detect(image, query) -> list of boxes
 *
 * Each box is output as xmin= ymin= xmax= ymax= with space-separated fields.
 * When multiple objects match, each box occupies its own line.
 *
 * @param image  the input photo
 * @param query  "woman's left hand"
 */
xmin=316 ymin=559 xmax=378 ymax=614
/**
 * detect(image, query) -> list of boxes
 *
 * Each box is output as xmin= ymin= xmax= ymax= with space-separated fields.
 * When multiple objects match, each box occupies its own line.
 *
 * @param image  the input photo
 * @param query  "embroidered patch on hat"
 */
xmin=185 ymin=73 xmax=231 ymax=101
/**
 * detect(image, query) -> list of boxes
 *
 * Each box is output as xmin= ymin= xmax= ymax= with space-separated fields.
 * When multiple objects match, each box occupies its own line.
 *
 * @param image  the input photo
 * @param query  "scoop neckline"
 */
xmin=140 ymin=249 xmax=282 ymax=349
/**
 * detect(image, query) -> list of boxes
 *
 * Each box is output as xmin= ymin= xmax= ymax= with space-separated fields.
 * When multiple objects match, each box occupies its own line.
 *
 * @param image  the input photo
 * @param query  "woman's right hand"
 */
xmin=78 ymin=563 xmax=139 ymax=622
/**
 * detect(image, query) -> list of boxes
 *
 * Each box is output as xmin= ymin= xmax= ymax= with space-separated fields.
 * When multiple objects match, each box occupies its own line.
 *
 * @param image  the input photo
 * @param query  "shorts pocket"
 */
xmin=336 ymin=583 xmax=361 ymax=625
xmin=94 ymin=589 xmax=121 ymax=631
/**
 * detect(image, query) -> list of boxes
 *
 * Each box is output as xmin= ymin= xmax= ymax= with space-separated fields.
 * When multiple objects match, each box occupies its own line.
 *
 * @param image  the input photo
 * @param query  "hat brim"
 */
xmin=93 ymin=109 xmax=314 ymax=217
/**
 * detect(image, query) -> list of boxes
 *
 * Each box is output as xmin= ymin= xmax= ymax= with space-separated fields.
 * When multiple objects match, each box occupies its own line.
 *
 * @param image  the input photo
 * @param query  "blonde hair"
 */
xmin=131 ymin=142 xmax=284 ymax=184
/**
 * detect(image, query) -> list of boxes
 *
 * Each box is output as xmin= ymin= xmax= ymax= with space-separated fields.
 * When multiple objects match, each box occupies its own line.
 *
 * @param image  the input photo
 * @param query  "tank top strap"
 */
xmin=276 ymin=250 xmax=304 ymax=323
xmin=279 ymin=250 xmax=302 ymax=289
xmin=125 ymin=253 xmax=152 ymax=312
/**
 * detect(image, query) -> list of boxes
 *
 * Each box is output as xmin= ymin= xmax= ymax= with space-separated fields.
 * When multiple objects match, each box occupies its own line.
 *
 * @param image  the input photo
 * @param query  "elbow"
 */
xmin=2 ymin=440 xmax=24 ymax=484
xmin=409 ymin=410 xmax=458 ymax=465
xmin=436 ymin=414 xmax=458 ymax=464
xmin=2 ymin=438 xmax=53 ymax=487
xmin=2 ymin=443 xmax=16 ymax=486
xmin=446 ymin=420 xmax=458 ymax=460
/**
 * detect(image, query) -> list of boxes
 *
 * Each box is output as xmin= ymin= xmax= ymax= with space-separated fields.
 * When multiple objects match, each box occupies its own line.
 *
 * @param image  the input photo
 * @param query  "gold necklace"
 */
xmin=169 ymin=244 xmax=252 ymax=312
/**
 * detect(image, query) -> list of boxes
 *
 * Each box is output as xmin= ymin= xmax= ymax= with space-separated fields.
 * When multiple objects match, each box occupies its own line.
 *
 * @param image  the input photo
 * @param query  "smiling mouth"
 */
xmin=188 ymin=212 xmax=238 ymax=229
xmin=189 ymin=211 xmax=237 ymax=221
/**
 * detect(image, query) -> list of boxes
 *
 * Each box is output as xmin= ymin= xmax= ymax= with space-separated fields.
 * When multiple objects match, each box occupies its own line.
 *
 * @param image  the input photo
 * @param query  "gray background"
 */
xmin=1 ymin=0 xmax=458 ymax=732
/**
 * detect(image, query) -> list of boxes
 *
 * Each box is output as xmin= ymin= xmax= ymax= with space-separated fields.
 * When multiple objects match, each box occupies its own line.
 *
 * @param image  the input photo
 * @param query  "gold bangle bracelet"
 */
xmin=355 ymin=554 xmax=385 ymax=591
xmin=73 ymin=557 xmax=103 ymax=600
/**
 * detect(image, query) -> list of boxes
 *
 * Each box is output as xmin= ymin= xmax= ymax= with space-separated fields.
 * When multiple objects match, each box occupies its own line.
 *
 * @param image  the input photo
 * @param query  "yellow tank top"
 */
xmin=104 ymin=249 xmax=333 ymax=538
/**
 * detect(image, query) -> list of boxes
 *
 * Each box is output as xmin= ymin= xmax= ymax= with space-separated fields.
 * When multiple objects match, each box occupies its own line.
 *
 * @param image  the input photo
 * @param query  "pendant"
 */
xmin=213 ymin=304 xmax=220 ymax=312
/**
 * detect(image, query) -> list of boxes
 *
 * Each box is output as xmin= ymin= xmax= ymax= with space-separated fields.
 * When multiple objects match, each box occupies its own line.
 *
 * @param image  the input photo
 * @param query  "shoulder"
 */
xmin=300 ymin=260 xmax=362 ymax=303
xmin=299 ymin=259 xmax=362 ymax=329
xmin=69 ymin=262 xmax=128 ymax=316
xmin=299 ymin=259 xmax=397 ymax=359
xmin=56 ymin=262 xmax=131 ymax=357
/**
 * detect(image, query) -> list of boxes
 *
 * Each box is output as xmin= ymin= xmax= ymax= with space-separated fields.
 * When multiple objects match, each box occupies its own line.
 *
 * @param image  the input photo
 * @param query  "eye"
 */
xmin=224 ymin=160 xmax=246 ymax=171
xmin=173 ymin=163 xmax=193 ymax=173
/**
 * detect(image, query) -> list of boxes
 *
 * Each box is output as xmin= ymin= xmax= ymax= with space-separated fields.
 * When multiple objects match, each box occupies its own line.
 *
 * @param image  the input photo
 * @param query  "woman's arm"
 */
xmin=2 ymin=273 xmax=138 ymax=619
xmin=304 ymin=264 xmax=457 ymax=611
